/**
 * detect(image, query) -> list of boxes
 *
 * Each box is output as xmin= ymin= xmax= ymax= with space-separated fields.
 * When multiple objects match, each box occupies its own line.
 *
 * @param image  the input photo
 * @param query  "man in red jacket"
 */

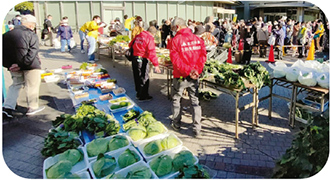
xmin=168 ymin=17 xmax=207 ymax=137
xmin=129 ymin=26 xmax=161 ymax=101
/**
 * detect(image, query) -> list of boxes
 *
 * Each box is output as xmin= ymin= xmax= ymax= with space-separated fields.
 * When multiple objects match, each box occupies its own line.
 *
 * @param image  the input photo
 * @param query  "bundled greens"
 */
xmin=109 ymin=35 xmax=130 ymax=46
xmin=41 ymin=129 xmax=81 ymax=157
xmin=172 ymin=150 xmax=197 ymax=171
xmin=117 ymin=149 xmax=140 ymax=168
xmin=92 ymin=154 xmax=117 ymax=178
xmin=86 ymin=138 xmax=109 ymax=157
xmin=150 ymin=154 xmax=173 ymax=177
xmin=125 ymin=166 xmax=152 ymax=179
xmin=123 ymin=109 xmax=140 ymax=122
xmin=123 ymin=111 xmax=157 ymax=131
xmin=240 ymin=61 xmax=271 ymax=89
xmin=108 ymin=135 xmax=129 ymax=151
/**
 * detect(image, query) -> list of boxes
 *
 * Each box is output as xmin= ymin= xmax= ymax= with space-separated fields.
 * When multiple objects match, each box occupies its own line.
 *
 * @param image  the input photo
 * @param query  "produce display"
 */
xmin=202 ymin=60 xmax=270 ymax=90
xmin=176 ymin=164 xmax=211 ymax=179
xmin=109 ymin=35 xmax=130 ymax=46
xmin=92 ymin=154 xmax=117 ymax=178
xmin=172 ymin=150 xmax=197 ymax=171
xmin=149 ymin=154 xmax=173 ymax=177
xmin=117 ymin=149 xmax=140 ymax=168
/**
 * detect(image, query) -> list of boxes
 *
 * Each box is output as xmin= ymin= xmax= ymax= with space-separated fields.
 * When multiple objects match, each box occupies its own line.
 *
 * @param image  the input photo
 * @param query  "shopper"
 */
xmin=113 ymin=17 xmax=126 ymax=35
xmin=241 ymin=22 xmax=253 ymax=64
xmin=129 ymin=26 xmax=161 ymax=101
xmin=131 ymin=16 xmax=144 ymax=40
xmin=124 ymin=14 xmax=135 ymax=31
xmin=41 ymin=15 xmax=53 ymax=46
xmin=257 ymin=24 xmax=269 ymax=58
xmin=56 ymin=17 xmax=73 ymax=53
xmin=200 ymin=24 xmax=218 ymax=46
xmin=273 ymin=24 xmax=285 ymax=60
xmin=2 ymin=15 xmax=45 ymax=118
xmin=314 ymin=20 xmax=325 ymax=51
xmin=297 ymin=22 xmax=307 ymax=58
xmin=168 ymin=17 xmax=207 ymax=138
xmin=160 ymin=19 xmax=171 ymax=48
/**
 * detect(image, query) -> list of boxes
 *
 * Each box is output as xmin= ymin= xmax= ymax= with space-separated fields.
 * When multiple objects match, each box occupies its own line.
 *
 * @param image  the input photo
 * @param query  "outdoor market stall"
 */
xmin=40 ymin=62 xmax=216 ymax=179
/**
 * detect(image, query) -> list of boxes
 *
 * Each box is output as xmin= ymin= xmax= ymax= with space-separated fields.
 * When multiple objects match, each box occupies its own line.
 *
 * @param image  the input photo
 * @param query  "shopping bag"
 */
xmin=53 ymin=39 xmax=61 ymax=49
xmin=298 ymin=71 xmax=317 ymax=87
xmin=268 ymin=61 xmax=287 ymax=78
xmin=70 ymin=38 xmax=76 ymax=49
xmin=317 ymin=74 xmax=329 ymax=89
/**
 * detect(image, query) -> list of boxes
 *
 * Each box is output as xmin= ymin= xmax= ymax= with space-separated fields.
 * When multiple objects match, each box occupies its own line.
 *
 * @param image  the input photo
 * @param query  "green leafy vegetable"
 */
xmin=150 ymin=154 xmax=173 ymax=177
xmin=144 ymin=139 xmax=163 ymax=155
xmin=46 ymin=160 xmax=73 ymax=179
xmin=177 ymin=164 xmax=211 ymax=179
xmin=86 ymin=138 xmax=109 ymax=157
xmin=172 ymin=150 xmax=197 ymax=171
xmin=92 ymin=154 xmax=117 ymax=178
xmin=125 ymin=166 xmax=152 ymax=179
xmin=108 ymin=135 xmax=129 ymax=151
xmin=161 ymin=134 xmax=180 ymax=150
xmin=123 ymin=109 xmax=140 ymax=122
xmin=146 ymin=121 xmax=166 ymax=138
xmin=118 ymin=149 xmax=140 ymax=168
xmin=58 ymin=149 xmax=82 ymax=166
xmin=128 ymin=125 xmax=147 ymax=141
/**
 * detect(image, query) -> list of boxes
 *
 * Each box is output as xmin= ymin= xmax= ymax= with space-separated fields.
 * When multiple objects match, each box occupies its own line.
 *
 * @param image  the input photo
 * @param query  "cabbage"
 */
xmin=86 ymin=138 xmax=109 ymax=157
xmin=46 ymin=160 xmax=73 ymax=179
xmin=118 ymin=149 xmax=140 ymax=168
xmin=92 ymin=154 xmax=117 ymax=178
xmin=57 ymin=172 xmax=81 ymax=179
xmin=149 ymin=154 xmax=173 ymax=177
xmin=58 ymin=149 xmax=82 ymax=166
xmin=108 ymin=135 xmax=129 ymax=151
xmin=146 ymin=121 xmax=166 ymax=138
xmin=105 ymin=173 xmax=125 ymax=179
xmin=128 ymin=125 xmax=147 ymax=141
xmin=125 ymin=166 xmax=152 ymax=179
xmin=144 ymin=139 xmax=163 ymax=155
xmin=161 ymin=134 xmax=180 ymax=150
xmin=172 ymin=150 xmax=197 ymax=171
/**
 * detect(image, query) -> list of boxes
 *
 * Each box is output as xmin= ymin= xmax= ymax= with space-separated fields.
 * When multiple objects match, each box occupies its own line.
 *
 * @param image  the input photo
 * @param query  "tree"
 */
xmin=14 ymin=1 xmax=34 ymax=15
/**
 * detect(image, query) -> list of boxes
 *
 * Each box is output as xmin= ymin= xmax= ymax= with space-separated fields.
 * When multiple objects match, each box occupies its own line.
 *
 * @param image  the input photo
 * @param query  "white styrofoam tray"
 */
xmin=75 ymin=170 xmax=91 ymax=179
xmin=137 ymin=133 xmax=183 ymax=162
xmin=101 ymin=160 xmax=158 ymax=179
xmin=43 ymin=147 xmax=88 ymax=179
xmin=88 ymin=145 xmax=143 ymax=179
xmin=83 ymin=133 xmax=131 ymax=162
xmin=125 ymin=122 xmax=168 ymax=147
xmin=108 ymin=97 xmax=135 ymax=113
xmin=147 ymin=146 xmax=199 ymax=179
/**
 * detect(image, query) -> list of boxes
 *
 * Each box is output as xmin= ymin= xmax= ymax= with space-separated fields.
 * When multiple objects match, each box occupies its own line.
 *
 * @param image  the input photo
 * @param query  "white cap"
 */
xmin=21 ymin=14 xmax=37 ymax=23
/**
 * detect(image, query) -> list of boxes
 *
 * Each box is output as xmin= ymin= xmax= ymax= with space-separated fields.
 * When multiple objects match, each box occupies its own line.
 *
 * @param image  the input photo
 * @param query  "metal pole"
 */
xmin=252 ymin=87 xmax=256 ymax=127
xmin=235 ymin=93 xmax=239 ymax=139
xmin=289 ymin=85 xmax=298 ymax=127
xmin=268 ymin=78 xmax=273 ymax=119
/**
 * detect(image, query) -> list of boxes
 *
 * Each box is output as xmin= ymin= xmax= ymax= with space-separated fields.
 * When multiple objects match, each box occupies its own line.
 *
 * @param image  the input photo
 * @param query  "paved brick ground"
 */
xmin=2 ymin=36 xmax=306 ymax=179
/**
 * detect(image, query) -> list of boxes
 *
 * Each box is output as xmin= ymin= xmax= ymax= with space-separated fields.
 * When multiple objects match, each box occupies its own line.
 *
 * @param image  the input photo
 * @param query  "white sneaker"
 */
xmin=26 ymin=106 xmax=45 ymax=116
xmin=88 ymin=60 xmax=95 ymax=63
xmin=81 ymin=50 xmax=85 ymax=54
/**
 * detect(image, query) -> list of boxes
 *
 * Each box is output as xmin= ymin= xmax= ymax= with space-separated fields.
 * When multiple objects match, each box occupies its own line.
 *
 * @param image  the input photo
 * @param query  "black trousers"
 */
xmin=259 ymin=40 xmax=267 ymax=57
xmin=242 ymin=43 xmax=252 ymax=64
xmin=131 ymin=56 xmax=150 ymax=99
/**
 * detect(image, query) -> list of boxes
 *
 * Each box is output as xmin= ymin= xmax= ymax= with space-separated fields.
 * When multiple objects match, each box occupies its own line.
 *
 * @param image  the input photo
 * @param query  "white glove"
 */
xmin=100 ymin=23 xmax=106 ymax=27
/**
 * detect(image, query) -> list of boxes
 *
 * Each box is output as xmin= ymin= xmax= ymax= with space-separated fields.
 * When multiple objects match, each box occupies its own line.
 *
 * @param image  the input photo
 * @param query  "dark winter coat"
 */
xmin=2 ymin=25 xmax=41 ymax=70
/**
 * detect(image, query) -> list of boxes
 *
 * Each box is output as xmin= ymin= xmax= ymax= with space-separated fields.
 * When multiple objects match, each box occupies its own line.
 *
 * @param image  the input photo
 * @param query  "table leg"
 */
xmin=255 ymin=88 xmax=259 ymax=126
xmin=235 ymin=93 xmax=240 ymax=139
xmin=289 ymin=85 xmax=298 ymax=127
xmin=320 ymin=94 xmax=325 ymax=112
xmin=268 ymin=79 xmax=273 ymax=120
xmin=167 ymin=68 xmax=170 ymax=99
xmin=252 ymin=87 xmax=256 ymax=128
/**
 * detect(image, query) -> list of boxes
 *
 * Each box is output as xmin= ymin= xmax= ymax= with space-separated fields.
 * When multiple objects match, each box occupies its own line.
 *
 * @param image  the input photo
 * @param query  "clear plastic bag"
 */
xmin=268 ymin=62 xmax=287 ymax=78
xmin=53 ymin=39 xmax=61 ymax=49
xmin=298 ymin=71 xmax=317 ymax=87
xmin=317 ymin=74 xmax=329 ymax=89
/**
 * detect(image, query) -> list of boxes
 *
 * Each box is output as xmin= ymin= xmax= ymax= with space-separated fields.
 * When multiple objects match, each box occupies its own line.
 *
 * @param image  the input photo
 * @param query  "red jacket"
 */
xmin=169 ymin=28 xmax=207 ymax=78
xmin=129 ymin=31 xmax=159 ymax=66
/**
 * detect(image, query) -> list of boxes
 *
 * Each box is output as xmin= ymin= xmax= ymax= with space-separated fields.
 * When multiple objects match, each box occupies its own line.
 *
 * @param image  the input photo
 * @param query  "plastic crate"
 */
xmin=302 ymin=97 xmax=329 ymax=111
xmin=147 ymin=146 xmax=199 ymax=179
xmin=83 ymin=134 xmax=131 ymax=162
xmin=43 ymin=147 xmax=88 ymax=179
xmin=89 ymin=146 xmax=143 ymax=179
xmin=137 ymin=133 xmax=183 ymax=162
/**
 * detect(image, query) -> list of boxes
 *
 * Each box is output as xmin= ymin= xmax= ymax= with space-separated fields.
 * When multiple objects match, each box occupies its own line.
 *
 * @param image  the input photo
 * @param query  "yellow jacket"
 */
xmin=315 ymin=24 xmax=325 ymax=37
xmin=124 ymin=17 xmax=135 ymax=30
xmin=131 ymin=26 xmax=144 ymax=40
xmin=80 ymin=21 xmax=99 ymax=39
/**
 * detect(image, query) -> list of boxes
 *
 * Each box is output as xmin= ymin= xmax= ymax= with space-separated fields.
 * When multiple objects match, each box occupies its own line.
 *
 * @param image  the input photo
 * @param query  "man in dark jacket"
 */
xmin=160 ymin=20 xmax=171 ymax=48
xmin=2 ymin=14 xmax=45 ymax=118
xmin=41 ymin=15 xmax=53 ymax=46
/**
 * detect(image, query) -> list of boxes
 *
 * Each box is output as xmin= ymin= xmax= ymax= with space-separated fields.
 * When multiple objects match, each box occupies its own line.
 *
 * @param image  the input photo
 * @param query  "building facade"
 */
xmin=236 ymin=1 xmax=322 ymax=22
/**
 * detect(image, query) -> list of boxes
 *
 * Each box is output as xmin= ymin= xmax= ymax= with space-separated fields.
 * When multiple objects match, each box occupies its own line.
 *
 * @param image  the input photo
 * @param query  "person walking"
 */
xmin=56 ymin=17 xmax=73 ymax=53
xmin=41 ymin=15 xmax=53 ymax=46
xmin=129 ymin=26 xmax=161 ymax=101
xmin=160 ymin=19 xmax=171 ymax=48
xmin=2 ymin=15 xmax=45 ymax=118
xmin=168 ymin=17 xmax=207 ymax=138
xmin=241 ymin=22 xmax=254 ymax=64
xmin=257 ymin=24 xmax=269 ymax=58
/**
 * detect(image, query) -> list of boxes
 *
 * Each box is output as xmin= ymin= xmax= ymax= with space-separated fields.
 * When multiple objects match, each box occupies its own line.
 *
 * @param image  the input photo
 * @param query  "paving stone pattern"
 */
xmin=2 ymin=36 xmax=305 ymax=179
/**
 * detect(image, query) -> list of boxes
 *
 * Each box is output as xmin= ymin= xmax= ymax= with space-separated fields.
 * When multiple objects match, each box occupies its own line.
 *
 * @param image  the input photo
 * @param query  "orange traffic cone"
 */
xmin=306 ymin=40 xmax=315 ymax=60
xmin=266 ymin=45 xmax=275 ymax=63
xmin=227 ymin=48 xmax=232 ymax=63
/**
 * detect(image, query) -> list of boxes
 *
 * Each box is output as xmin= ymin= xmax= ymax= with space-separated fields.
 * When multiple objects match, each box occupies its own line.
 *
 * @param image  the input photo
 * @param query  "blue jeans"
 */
xmin=60 ymin=39 xmax=71 ymax=52
xmin=79 ymin=30 xmax=86 ymax=50
xmin=86 ymin=35 xmax=96 ymax=60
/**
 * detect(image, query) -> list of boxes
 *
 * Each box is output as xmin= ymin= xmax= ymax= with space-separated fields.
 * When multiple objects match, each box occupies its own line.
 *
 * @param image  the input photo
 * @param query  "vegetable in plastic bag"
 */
xmin=92 ymin=154 xmax=117 ymax=178
xmin=317 ymin=74 xmax=329 ymax=89
xmin=118 ymin=149 xmax=140 ymax=168
xmin=150 ymin=154 xmax=173 ymax=177
xmin=86 ymin=138 xmax=109 ymax=157
xmin=125 ymin=166 xmax=152 ymax=179
xmin=108 ymin=135 xmax=129 ymax=151
xmin=286 ymin=67 xmax=300 ymax=82
xmin=161 ymin=134 xmax=180 ymax=150
xmin=46 ymin=160 xmax=73 ymax=179
xmin=146 ymin=121 xmax=166 ymax=138
xmin=268 ymin=62 xmax=287 ymax=78
xmin=144 ymin=139 xmax=163 ymax=155
xmin=172 ymin=150 xmax=197 ymax=171
xmin=298 ymin=71 xmax=317 ymax=87
xmin=58 ymin=149 xmax=82 ymax=166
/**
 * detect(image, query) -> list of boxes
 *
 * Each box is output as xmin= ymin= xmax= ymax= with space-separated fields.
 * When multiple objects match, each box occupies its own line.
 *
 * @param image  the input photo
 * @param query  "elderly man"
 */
xmin=168 ymin=17 xmax=207 ymax=138
xmin=3 ymin=15 xmax=45 ymax=118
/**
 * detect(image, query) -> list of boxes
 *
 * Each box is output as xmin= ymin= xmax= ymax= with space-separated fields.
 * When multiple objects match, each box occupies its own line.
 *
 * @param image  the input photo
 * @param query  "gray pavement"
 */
xmin=2 ymin=36 xmax=306 ymax=179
